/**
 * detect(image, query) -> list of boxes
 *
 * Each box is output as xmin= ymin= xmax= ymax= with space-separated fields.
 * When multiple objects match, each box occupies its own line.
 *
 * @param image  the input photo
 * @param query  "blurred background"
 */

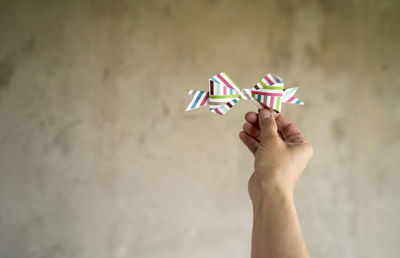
xmin=0 ymin=0 xmax=399 ymax=257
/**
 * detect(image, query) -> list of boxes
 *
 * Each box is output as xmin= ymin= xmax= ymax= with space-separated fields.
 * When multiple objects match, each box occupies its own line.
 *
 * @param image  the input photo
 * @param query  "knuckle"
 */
xmin=304 ymin=143 xmax=314 ymax=157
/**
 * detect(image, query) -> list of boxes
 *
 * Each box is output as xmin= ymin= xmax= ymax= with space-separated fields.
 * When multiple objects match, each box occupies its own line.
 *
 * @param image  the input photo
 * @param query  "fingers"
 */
xmin=243 ymin=109 xmax=307 ymax=145
xmin=239 ymin=131 xmax=259 ymax=154
xmin=258 ymin=109 xmax=280 ymax=143
xmin=245 ymin=111 xmax=279 ymax=129
xmin=275 ymin=113 xmax=307 ymax=144
xmin=243 ymin=122 xmax=261 ymax=140
xmin=245 ymin=112 xmax=259 ymax=128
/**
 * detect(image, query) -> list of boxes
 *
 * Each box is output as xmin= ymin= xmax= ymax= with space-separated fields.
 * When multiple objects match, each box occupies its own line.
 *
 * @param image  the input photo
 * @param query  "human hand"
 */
xmin=239 ymin=108 xmax=313 ymax=205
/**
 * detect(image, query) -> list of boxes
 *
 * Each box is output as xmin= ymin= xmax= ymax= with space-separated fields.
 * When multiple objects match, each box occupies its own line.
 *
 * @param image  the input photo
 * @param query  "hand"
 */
xmin=239 ymin=108 xmax=313 ymax=205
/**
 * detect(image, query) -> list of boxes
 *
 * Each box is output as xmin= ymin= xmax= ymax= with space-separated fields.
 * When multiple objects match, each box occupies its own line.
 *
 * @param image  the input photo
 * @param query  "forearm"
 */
xmin=251 ymin=183 xmax=309 ymax=258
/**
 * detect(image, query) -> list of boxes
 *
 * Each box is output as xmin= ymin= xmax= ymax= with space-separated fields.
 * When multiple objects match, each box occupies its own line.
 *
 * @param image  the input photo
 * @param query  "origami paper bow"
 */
xmin=185 ymin=73 xmax=304 ymax=115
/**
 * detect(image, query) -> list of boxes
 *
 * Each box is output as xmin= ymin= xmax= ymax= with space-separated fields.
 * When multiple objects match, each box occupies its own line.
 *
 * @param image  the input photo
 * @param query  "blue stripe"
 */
xmin=232 ymin=99 xmax=238 ymax=103
xmin=295 ymin=99 xmax=302 ymax=104
xmin=191 ymin=91 xmax=204 ymax=109
xmin=257 ymin=94 xmax=261 ymax=101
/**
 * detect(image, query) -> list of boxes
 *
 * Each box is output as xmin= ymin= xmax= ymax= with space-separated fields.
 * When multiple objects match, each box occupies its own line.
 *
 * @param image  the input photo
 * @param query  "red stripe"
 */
xmin=200 ymin=92 xmax=209 ymax=106
xmin=270 ymin=97 xmax=274 ymax=109
xmin=217 ymin=74 xmax=235 ymax=90
xmin=287 ymin=96 xmax=296 ymax=103
xmin=258 ymin=101 xmax=268 ymax=109
xmin=264 ymin=76 xmax=274 ymax=85
xmin=210 ymin=81 xmax=214 ymax=95
xmin=251 ymin=90 xmax=282 ymax=97
xmin=223 ymin=86 xmax=227 ymax=95
xmin=214 ymin=109 xmax=223 ymax=115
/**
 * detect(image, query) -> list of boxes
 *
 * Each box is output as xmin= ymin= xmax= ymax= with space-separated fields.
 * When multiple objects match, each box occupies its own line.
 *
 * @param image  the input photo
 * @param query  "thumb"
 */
xmin=258 ymin=109 xmax=279 ymax=143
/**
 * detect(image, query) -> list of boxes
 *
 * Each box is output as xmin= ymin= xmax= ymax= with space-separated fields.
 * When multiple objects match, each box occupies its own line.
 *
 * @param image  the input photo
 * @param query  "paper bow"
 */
xmin=185 ymin=73 xmax=304 ymax=115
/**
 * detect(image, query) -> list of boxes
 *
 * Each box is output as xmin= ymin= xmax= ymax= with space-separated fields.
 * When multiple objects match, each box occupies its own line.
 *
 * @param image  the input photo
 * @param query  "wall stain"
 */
xmin=264 ymin=0 xmax=294 ymax=70
xmin=305 ymin=44 xmax=319 ymax=67
xmin=138 ymin=134 xmax=146 ymax=145
xmin=318 ymin=0 xmax=335 ymax=15
xmin=312 ymin=0 xmax=355 ymax=72
xmin=0 ymin=56 xmax=15 ymax=91
xmin=162 ymin=101 xmax=170 ymax=116
xmin=325 ymin=92 xmax=336 ymax=101
xmin=102 ymin=68 xmax=110 ymax=81
xmin=44 ymin=120 xmax=81 ymax=155
xmin=319 ymin=0 xmax=352 ymax=16
xmin=277 ymin=0 xmax=294 ymax=15
xmin=183 ymin=114 xmax=197 ymax=120
xmin=208 ymin=0 xmax=219 ymax=6
xmin=0 ymin=36 xmax=36 ymax=92
xmin=163 ymin=3 xmax=172 ymax=17
xmin=332 ymin=119 xmax=345 ymax=142
xmin=89 ymin=0 xmax=131 ymax=19
xmin=21 ymin=36 xmax=36 ymax=54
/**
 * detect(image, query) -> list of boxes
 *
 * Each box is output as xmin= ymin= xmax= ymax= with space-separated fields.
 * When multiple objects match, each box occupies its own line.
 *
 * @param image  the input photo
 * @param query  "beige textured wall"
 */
xmin=1 ymin=0 xmax=399 ymax=257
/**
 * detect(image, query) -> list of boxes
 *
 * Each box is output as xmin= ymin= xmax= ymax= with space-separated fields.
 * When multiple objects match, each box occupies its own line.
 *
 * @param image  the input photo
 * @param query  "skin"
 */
xmin=239 ymin=108 xmax=313 ymax=258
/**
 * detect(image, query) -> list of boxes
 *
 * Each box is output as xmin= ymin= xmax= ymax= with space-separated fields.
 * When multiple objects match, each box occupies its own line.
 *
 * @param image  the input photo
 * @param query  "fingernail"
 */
xmin=259 ymin=109 xmax=270 ymax=119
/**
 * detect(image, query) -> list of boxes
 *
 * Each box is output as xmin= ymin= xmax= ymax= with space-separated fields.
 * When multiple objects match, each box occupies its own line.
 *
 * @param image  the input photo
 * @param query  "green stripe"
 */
xmin=276 ymin=97 xmax=281 ymax=110
xmin=259 ymin=80 xmax=267 ymax=88
xmin=224 ymin=74 xmax=240 ymax=89
xmin=259 ymin=80 xmax=283 ymax=90
xmin=264 ymin=86 xmax=284 ymax=90
xmin=209 ymin=94 xmax=240 ymax=99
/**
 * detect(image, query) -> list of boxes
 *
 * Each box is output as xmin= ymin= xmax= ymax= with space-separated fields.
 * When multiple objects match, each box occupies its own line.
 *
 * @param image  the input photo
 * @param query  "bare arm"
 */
xmin=239 ymin=109 xmax=313 ymax=258
xmin=251 ymin=184 xmax=309 ymax=258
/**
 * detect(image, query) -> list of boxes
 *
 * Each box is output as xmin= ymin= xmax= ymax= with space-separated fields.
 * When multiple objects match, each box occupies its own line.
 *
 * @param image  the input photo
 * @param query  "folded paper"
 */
xmin=185 ymin=73 xmax=304 ymax=115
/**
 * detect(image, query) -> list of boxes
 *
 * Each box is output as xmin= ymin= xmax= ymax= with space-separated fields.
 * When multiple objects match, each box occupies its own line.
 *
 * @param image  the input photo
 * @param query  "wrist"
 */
xmin=254 ymin=188 xmax=294 ymax=216
xmin=252 ymin=174 xmax=295 ymax=211
xmin=255 ymin=168 xmax=295 ymax=194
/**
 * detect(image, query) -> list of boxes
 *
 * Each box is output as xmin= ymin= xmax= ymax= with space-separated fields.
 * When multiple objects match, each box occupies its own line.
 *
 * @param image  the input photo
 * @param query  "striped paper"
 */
xmin=185 ymin=73 xmax=304 ymax=115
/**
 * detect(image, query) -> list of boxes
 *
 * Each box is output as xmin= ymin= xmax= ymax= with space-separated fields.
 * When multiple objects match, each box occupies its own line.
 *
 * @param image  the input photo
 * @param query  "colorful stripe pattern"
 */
xmin=185 ymin=90 xmax=209 ymax=111
xmin=250 ymin=73 xmax=285 ymax=112
xmin=185 ymin=73 xmax=304 ymax=115
xmin=282 ymin=87 xmax=304 ymax=105
xmin=208 ymin=73 xmax=243 ymax=115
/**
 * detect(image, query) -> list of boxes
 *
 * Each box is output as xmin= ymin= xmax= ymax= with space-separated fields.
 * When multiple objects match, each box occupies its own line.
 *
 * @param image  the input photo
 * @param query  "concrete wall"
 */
xmin=1 ymin=0 xmax=399 ymax=257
